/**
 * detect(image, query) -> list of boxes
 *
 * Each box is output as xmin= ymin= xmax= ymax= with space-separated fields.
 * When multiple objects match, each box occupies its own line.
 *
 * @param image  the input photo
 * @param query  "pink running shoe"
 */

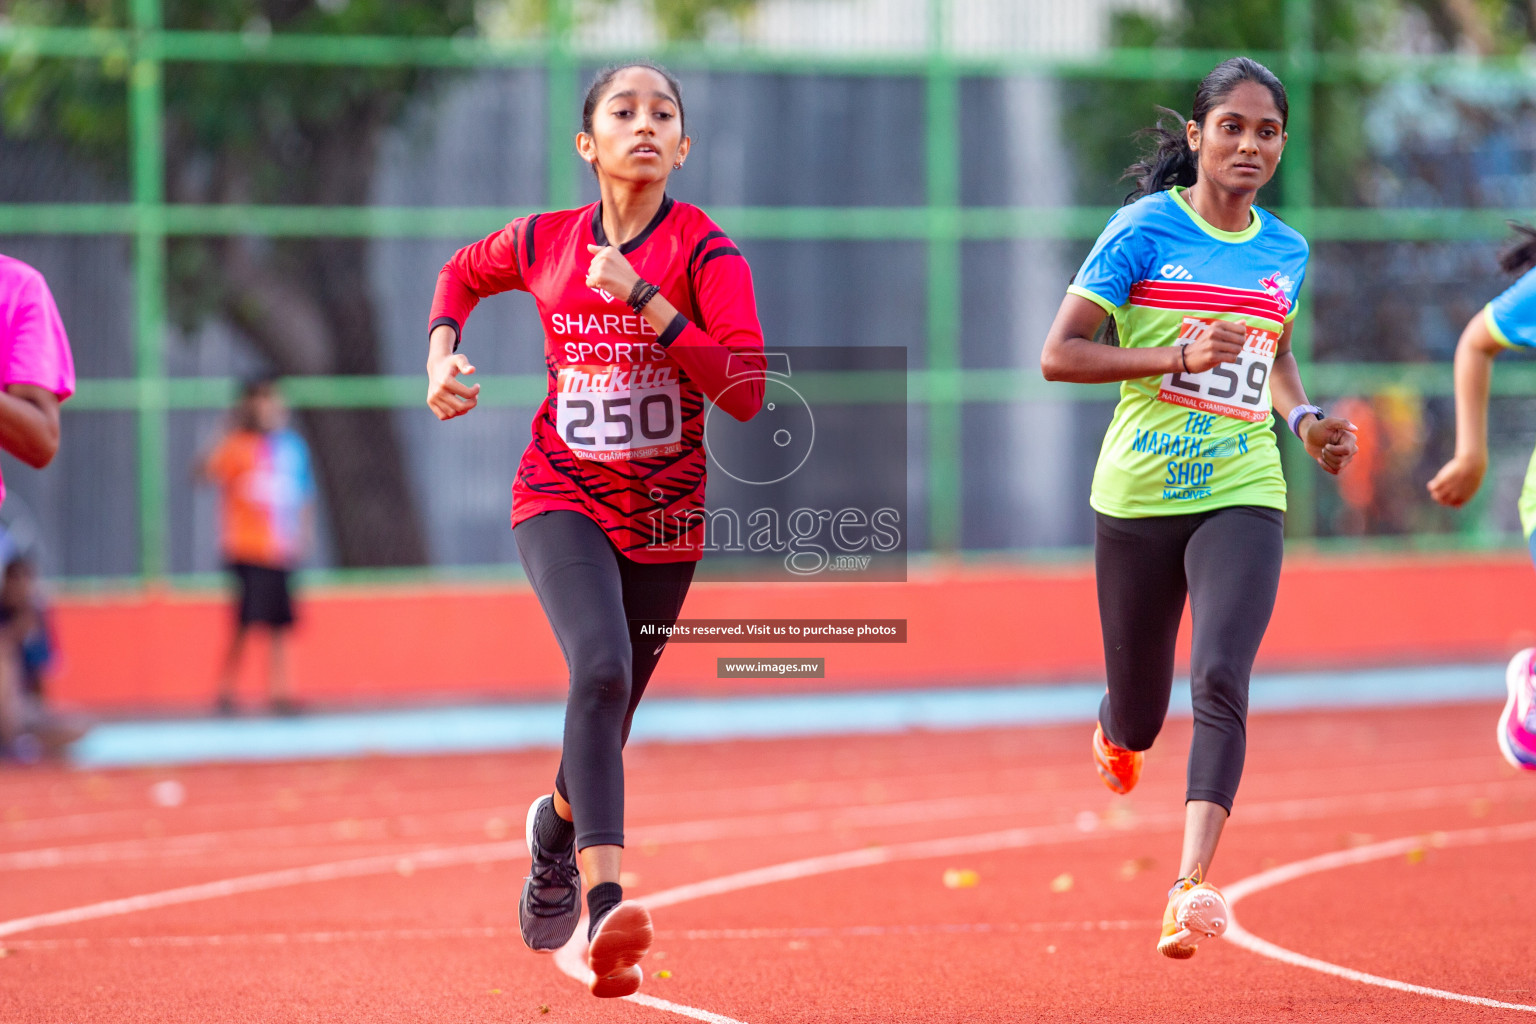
xmin=1499 ymin=648 xmax=1536 ymax=771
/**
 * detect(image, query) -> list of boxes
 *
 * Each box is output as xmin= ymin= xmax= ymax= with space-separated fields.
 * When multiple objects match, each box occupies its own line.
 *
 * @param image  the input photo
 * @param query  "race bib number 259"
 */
xmin=1157 ymin=316 xmax=1278 ymax=423
xmin=557 ymin=363 xmax=683 ymax=462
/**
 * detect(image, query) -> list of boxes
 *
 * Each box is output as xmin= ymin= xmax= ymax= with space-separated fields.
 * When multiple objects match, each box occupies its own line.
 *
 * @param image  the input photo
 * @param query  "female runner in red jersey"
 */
xmin=425 ymin=62 xmax=764 ymax=998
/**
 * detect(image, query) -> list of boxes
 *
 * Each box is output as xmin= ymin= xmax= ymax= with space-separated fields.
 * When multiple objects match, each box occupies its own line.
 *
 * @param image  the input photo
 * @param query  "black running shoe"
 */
xmin=519 ymin=795 xmax=581 ymax=952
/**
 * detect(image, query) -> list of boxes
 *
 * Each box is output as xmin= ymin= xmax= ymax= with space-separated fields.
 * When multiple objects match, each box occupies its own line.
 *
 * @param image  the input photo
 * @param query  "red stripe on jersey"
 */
xmin=1129 ymin=295 xmax=1285 ymax=320
xmin=1132 ymin=280 xmax=1276 ymax=303
xmin=1129 ymin=281 xmax=1288 ymax=321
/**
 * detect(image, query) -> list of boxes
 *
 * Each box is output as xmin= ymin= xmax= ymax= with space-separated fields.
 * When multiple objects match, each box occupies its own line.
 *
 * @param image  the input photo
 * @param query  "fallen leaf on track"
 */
xmin=1119 ymin=856 xmax=1155 ymax=880
xmin=942 ymin=868 xmax=978 ymax=888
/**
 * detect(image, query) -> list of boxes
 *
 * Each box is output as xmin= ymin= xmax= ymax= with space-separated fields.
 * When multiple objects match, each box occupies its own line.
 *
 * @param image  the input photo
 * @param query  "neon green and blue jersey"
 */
xmin=1483 ymin=268 xmax=1536 ymax=537
xmin=1486 ymin=267 xmax=1536 ymax=351
xmin=1068 ymin=187 xmax=1309 ymax=518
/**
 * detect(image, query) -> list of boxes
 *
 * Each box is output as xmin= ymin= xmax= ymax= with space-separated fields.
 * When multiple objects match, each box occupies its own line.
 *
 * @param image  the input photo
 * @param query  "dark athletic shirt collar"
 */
xmin=590 ymin=194 xmax=676 ymax=254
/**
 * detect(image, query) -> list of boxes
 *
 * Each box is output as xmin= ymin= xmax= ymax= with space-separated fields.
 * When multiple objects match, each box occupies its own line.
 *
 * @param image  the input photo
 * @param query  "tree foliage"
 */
xmin=1061 ymin=0 xmax=1391 ymax=207
xmin=1061 ymin=0 xmax=1533 ymax=208
xmin=1402 ymin=0 xmax=1536 ymax=53
xmin=1 ymin=0 xmax=487 ymax=566
xmin=0 ymin=0 xmax=761 ymax=566
xmin=484 ymin=0 xmax=758 ymax=41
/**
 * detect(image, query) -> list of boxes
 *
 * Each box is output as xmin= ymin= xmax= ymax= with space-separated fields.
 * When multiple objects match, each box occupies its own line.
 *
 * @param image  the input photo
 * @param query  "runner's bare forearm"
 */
xmin=1041 ymin=294 xmax=1182 ymax=384
xmin=1450 ymin=318 xmax=1501 ymax=461
xmin=0 ymin=385 xmax=60 ymax=468
xmin=428 ymin=324 xmax=457 ymax=368
xmin=1267 ymin=351 xmax=1314 ymax=425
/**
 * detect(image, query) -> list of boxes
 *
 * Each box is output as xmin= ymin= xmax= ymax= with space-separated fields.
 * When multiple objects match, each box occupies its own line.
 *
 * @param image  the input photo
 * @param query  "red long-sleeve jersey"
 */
xmin=430 ymin=196 xmax=766 ymax=562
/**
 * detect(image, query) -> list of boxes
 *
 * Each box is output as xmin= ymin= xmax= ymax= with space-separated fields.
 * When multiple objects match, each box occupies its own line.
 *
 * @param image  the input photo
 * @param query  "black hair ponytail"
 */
xmin=1499 ymin=222 xmax=1536 ymax=276
xmin=1122 ymin=107 xmax=1199 ymax=204
xmin=1121 ymin=56 xmax=1289 ymax=206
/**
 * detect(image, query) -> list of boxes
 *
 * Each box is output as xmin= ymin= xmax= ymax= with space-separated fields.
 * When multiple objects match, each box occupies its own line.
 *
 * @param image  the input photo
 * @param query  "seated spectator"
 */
xmin=0 ymin=548 xmax=87 ymax=763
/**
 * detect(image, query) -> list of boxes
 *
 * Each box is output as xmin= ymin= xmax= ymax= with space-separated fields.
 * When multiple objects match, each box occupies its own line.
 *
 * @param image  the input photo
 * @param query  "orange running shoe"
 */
xmin=1092 ymin=722 xmax=1142 ymax=795
xmin=1157 ymin=873 xmax=1229 ymax=959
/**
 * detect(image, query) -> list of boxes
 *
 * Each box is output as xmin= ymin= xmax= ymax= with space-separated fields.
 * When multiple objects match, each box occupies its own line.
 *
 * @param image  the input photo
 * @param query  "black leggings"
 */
xmin=1094 ymin=505 xmax=1284 ymax=813
xmin=514 ymin=510 xmax=695 ymax=851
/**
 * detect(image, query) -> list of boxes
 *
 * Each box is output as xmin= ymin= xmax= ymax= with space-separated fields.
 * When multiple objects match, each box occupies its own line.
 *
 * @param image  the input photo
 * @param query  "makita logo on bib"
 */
xmin=1160 ymin=264 xmax=1195 ymax=280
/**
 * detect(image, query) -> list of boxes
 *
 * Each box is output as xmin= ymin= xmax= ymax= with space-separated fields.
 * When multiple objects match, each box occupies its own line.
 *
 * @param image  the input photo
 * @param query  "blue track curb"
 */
xmin=69 ymin=662 xmax=1506 ymax=768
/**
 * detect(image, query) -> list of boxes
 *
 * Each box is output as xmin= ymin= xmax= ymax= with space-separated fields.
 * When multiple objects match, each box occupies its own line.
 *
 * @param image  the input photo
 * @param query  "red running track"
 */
xmin=0 ymin=701 xmax=1533 ymax=1022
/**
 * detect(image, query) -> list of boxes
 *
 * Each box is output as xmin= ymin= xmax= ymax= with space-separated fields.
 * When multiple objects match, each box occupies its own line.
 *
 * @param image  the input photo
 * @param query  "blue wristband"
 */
xmin=1287 ymin=404 xmax=1323 ymax=439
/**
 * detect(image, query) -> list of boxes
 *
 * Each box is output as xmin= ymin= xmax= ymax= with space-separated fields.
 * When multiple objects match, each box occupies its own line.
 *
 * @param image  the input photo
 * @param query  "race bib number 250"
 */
xmin=556 ymin=363 xmax=683 ymax=461
xmin=1158 ymin=316 xmax=1278 ymax=423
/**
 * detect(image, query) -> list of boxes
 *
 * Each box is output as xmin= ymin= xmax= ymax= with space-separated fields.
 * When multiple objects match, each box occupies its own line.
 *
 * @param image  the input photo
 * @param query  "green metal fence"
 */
xmin=2 ymin=0 xmax=1533 ymax=586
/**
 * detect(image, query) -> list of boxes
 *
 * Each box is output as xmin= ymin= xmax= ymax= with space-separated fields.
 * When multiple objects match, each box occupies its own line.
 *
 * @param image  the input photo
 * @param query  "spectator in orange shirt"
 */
xmin=199 ymin=376 xmax=315 ymax=716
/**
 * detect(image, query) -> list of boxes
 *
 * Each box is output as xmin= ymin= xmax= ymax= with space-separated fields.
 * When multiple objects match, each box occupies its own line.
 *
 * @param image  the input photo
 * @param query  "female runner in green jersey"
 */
xmin=1041 ymin=56 xmax=1357 ymax=959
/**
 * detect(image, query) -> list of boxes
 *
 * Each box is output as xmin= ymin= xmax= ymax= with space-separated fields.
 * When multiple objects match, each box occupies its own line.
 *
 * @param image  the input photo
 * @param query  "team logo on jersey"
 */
xmin=590 ymin=285 xmax=617 ymax=303
xmin=1260 ymin=272 xmax=1293 ymax=314
xmin=1160 ymin=263 xmax=1195 ymax=281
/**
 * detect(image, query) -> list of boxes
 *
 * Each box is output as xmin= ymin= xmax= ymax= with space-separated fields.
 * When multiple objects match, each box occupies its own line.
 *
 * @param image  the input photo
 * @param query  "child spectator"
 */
xmin=199 ymin=376 xmax=315 ymax=716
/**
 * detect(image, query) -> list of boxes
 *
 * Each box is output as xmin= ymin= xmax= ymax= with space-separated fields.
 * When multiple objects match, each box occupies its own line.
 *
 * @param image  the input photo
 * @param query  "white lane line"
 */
xmin=0 ymin=790 xmax=1063 ymax=871
xmin=0 ymin=838 xmax=747 ymax=1024
xmin=0 ymin=778 xmax=529 ymax=845
xmin=0 ymin=919 xmax=1155 ymax=951
xmin=0 ymin=844 xmax=499 ymax=870
xmin=3 ymin=926 xmax=514 ymax=949
xmin=548 ymin=816 xmax=1179 ymax=1021
xmin=631 ymin=772 xmax=1536 ymax=912
xmin=0 ymin=783 xmax=1109 ymax=871
xmin=662 ymin=920 xmax=1152 ymax=940
xmin=624 ymin=994 xmax=752 ymax=1024
xmin=0 ymin=787 xmax=1068 ymax=870
xmin=1 ymin=746 xmax=1500 ymax=851
xmin=553 ymin=932 xmax=751 ymax=1024
xmin=0 ymin=776 xmax=1507 ymax=938
xmin=628 ymin=814 xmax=1181 ymax=915
xmin=1 ymin=782 xmax=1527 ymax=1020
xmin=1224 ymin=820 xmax=1536 ymax=1014
xmin=0 ymin=827 xmax=467 ymax=871
xmin=8 ymin=770 xmax=1520 ymax=875
xmin=636 ymin=752 xmax=1506 ymax=834
xmin=0 ymin=840 xmax=521 ymax=939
